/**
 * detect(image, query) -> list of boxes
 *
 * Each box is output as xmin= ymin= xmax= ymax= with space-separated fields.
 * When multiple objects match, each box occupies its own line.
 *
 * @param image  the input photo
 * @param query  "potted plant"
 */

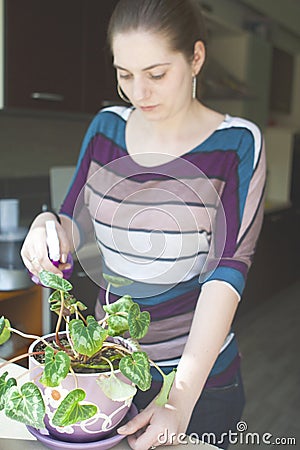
xmin=0 ymin=271 xmax=175 ymax=444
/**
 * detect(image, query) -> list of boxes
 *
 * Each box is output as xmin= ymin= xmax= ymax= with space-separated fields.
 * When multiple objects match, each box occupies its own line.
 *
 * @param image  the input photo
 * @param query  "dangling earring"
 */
xmin=117 ymin=83 xmax=131 ymax=104
xmin=192 ymin=76 xmax=197 ymax=100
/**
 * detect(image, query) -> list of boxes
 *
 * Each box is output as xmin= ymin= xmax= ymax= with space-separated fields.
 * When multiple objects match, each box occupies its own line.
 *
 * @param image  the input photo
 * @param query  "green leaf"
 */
xmin=103 ymin=295 xmax=133 ymax=315
xmin=128 ymin=304 xmax=150 ymax=339
xmin=74 ymin=300 xmax=88 ymax=312
xmin=48 ymin=290 xmax=62 ymax=303
xmin=155 ymin=370 xmax=176 ymax=406
xmin=103 ymin=273 xmax=133 ymax=288
xmin=52 ymin=388 xmax=97 ymax=427
xmin=49 ymin=290 xmax=87 ymax=316
xmin=0 ymin=316 xmax=5 ymax=334
xmin=0 ymin=371 xmax=17 ymax=411
xmin=0 ymin=317 xmax=11 ymax=345
xmin=107 ymin=315 xmax=129 ymax=337
xmin=5 ymin=382 xmax=45 ymax=429
xmin=39 ymin=270 xmax=73 ymax=292
xmin=39 ymin=346 xmax=71 ymax=387
xmin=97 ymin=372 xmax=137 ymax=402
xmin=69 ymin=316 xmax=108 ymax=357
xmin=119 ymin=352 xmax=151 ymax=391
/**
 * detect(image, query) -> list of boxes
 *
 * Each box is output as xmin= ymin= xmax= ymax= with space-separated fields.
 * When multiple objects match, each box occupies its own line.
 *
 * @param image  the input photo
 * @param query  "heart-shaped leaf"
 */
xmin=155 ymin=369 xmax=176 ymax=406
xmin=128 ymin=304 xmax=150 ymax=339
xmin=39 ymin=270 xmax=73 ymax=292
xmin=119 ymin=351 xmax=151 ymax=391
xmin=0 ymin=317 xmax=11 ymax=345
xmin=97 ymin=372 xmax=137 ymax=402
xmin=103 ymin=273 xmax=133 ymax=288
xmin=69 ymin=316 xmax=108 ymax=357
xmin=0 ymin=371 xmax=17 ymax=410
xmin=5 ymin=382 xmax=45 ymax=429
xmin=39 ymin=346 xmax=71 ymax=387
xmin=107 ymin=315 xmax=129 ymax=336
xmin=103 ymin=295 xmax=133 ymax=315
xmin=52 ymin=388 xmax=97 ymax=427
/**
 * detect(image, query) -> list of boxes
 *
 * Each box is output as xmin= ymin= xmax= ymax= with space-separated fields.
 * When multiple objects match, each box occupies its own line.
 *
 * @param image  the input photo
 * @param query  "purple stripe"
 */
xmin=98 ymin=286 xmax=200 ymax=321
xmin=186 ymin=152 xmax=240 ymax=256
xmin=147 ymin=355 xmax=240 ymax=392
xmin=205 ymin=354 xmax=241 ymax=388
xmin=218 ymin=259 xmax=248 ymax=278
xmin=60 ymin=145 xmax=93 ymax=216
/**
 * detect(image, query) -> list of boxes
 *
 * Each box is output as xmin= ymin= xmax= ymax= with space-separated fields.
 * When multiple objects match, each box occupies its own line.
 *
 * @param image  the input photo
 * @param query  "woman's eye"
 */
xmin=150 ymin=73 xmax=165 ymax=80
xmin=119 ymin=73 xmax=132 ymax=80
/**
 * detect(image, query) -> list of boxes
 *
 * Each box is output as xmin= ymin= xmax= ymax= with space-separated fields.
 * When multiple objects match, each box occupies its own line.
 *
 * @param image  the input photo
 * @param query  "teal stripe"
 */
xmin=102 ymin=260 xmax=200 ymax=305
xmin=151 ymin=335 xmax=238 ymax=381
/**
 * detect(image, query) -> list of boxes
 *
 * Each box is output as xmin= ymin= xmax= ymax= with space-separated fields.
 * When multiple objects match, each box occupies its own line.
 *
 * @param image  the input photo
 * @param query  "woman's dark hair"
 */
xmin=107 ymin=0 xmax=207 ymax=63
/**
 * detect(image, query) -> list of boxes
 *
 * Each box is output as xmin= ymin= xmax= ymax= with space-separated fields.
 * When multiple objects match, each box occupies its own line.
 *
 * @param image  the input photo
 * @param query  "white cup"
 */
xmin=0 ymin=198 xmax=19 ymax=233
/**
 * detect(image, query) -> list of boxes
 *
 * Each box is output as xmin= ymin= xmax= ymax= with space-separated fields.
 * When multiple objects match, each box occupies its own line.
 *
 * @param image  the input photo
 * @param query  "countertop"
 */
xmin=0 ymin=361 xmax=219 ymax=450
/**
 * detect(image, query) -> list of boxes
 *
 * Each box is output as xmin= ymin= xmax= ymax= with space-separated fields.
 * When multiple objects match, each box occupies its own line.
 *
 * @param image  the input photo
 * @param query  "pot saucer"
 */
xmin=26 ymin=403 xmax=138 ymax=450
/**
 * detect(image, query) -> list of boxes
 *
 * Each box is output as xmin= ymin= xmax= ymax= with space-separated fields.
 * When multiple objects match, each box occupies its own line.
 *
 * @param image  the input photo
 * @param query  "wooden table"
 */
xmin=0 ymin=361 xmax=220 ymax=449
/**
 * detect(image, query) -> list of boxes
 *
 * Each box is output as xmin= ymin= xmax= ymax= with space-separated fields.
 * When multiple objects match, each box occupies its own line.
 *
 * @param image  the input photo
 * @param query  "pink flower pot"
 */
xmin=28 ymin=333 xmax=135 ymax=443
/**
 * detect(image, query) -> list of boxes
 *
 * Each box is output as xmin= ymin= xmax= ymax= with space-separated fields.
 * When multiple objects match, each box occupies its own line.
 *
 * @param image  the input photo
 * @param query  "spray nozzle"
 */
xmin=45 ymin=220 xmax=60 ymax=263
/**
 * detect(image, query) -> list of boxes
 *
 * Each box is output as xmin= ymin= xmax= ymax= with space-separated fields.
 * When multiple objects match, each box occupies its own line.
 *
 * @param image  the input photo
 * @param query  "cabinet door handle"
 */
xmin=31 ymin=92 xmax=64 ymax=102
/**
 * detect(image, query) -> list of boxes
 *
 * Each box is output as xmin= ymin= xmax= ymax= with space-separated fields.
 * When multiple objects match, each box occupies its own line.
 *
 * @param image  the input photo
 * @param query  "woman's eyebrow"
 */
xmin=113 ymin=63 xmax=171 ymax=71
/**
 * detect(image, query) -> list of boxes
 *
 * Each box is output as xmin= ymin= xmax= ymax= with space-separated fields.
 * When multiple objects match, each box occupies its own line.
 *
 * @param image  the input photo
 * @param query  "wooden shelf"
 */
xmin=0 ymin=284 xmax=43 ymax=365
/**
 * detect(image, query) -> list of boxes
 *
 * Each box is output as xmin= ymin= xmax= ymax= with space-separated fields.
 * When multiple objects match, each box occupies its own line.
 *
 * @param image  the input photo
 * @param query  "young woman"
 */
xmin=21 ymin=1 xmax=266 ymax=449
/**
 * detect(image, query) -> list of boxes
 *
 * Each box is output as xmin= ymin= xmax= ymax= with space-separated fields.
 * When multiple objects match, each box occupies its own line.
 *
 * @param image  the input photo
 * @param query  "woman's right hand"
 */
xmin=21 ymin=212 xmax=72 ymax=279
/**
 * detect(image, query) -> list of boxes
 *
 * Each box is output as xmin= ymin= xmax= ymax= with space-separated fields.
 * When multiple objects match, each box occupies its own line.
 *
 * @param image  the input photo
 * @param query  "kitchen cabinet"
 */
xmin=237 ymin=206 xmax=299 ymax=317
xmin=207 ymin=32 xmax=272 ymax=128
xmin=4 ymin=0 xmax=119 ymax=114
xmin=0 ymin=285 xmax=43 ymax=364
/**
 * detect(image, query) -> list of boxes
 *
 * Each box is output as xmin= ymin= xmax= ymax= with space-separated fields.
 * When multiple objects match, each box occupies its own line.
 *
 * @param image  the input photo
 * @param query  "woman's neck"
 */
xmin=135 ymin=99 xmax=204 ymax=142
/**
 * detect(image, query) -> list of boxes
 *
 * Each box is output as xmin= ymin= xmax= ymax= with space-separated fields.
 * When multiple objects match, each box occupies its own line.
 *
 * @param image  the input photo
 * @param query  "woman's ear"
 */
xmin=192 ymin=40 xmax=206 ymax=76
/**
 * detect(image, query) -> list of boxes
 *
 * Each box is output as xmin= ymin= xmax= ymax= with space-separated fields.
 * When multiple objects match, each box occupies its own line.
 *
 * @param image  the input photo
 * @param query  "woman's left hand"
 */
xmin=117 ymin=399 xmax=189 ymax=449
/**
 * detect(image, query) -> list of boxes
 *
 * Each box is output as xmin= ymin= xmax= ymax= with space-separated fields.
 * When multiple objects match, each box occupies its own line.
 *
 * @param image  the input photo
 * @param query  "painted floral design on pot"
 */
xmin=29 ymin=334 xmax=135 ymax=443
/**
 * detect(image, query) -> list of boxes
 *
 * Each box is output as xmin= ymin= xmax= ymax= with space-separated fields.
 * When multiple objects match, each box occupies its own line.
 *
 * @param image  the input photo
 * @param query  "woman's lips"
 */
xmin=139 ymin=105 xmax=158 ymax=112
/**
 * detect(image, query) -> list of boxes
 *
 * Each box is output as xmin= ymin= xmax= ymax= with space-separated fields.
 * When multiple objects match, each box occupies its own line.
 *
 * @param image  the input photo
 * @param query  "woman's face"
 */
xmin=112 ymin=30 xmax=195 ymax=122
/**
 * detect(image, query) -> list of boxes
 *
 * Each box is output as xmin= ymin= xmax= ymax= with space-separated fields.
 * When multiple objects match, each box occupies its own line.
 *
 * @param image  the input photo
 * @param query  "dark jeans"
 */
xmin=134 ymin=368 xmax=245 ymax=450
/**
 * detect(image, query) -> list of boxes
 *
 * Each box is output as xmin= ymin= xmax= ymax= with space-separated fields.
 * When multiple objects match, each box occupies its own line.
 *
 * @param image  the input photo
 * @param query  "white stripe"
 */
xmin=153 ymin=333 xmax=235 ymax=367
xmin=101 ymin=105 xmax=133 ymax=121
xmin=219 ymin=115 xmax=262 ymax=169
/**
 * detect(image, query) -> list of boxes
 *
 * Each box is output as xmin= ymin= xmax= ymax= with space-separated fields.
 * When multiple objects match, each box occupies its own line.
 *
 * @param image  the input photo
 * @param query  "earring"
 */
xmin=192 ymin=76 xmax=197 ymax=100
xmin=117 ymin=83 xmax=131 ymax=104
xmin=192 ymin=76 xmax=197 ymax=99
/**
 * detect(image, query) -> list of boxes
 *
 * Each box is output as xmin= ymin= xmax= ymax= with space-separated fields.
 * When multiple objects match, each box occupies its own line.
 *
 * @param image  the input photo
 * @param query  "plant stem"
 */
xmin=105 ymin=282 xmax=111 ymax=306
xmin=7 ymin=327 xmax=52 ymax=349
xmin=100 ymin=356 xmax=114 ymax=373
xmin=77 ymin=310 xmax=87 ymax=325
xmin=102 ymin=341 xmax=130 ymax=356
xmin=0 ymin=352 xmax=32 ymax=368
xmin=65 ymin=318 xmax=79 ymax=358
xmin=149 ymin=358 xmax=166 ymax=379
xmin=98 ymin=315 xmax=108 ymax=326
xmin=55 ymin=290 xmax=65 ymax=341
xmin=69 ymin=364 xmax=78 ymax=389
xmin=0 ymin=350 xmax=43 ymax=370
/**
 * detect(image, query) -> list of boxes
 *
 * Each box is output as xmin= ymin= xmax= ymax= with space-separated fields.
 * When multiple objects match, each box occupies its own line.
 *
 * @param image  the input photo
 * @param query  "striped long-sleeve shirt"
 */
xmin=60 ymin=106 xmax=266 ymax=381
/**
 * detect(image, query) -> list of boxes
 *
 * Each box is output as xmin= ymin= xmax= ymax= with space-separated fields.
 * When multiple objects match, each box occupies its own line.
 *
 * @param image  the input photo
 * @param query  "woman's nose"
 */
xmin=132 ymin=78 xmax=150 ymax=101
